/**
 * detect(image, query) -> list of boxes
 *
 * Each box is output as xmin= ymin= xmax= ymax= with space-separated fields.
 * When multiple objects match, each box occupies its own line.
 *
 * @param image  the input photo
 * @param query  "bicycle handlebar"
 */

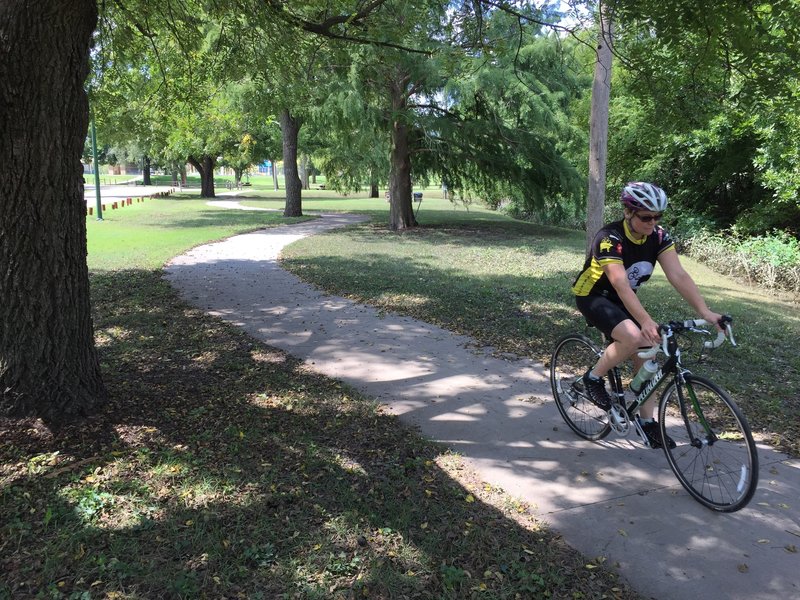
xmin=637 ymin=315 xmax=735 ymax=359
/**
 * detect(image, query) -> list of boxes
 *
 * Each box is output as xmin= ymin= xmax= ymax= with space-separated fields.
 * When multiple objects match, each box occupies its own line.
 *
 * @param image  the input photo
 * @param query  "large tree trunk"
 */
xmin=142 ymin=155 xmax=152 ymax=185
xmin=369 ymin=169 xmax=380 ymax=198
xmin=0 ymin=1 xmax=107 ymax=421
xmin=270 ymin=157 xmax=279 ymax=190
xmin=187 ymin=155 xmax=216 ymax=198
xmin=299 ymin=154 xmax=310 ymax=190
xmin=279 ymin=109 xmax=303 ymax=216
xmin=388 ymin=75 xmax=417 ymax=230
xmin=586 ymin=5 xmax=614 ymax=252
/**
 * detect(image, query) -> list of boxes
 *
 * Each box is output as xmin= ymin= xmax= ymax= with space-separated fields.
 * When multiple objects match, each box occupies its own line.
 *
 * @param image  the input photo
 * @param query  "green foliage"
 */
xmin=662 ymin=208 xmax=717 ymax=248
xmin=739 ymin=231 xmax=800 ymax=268
xmin=684 ymin=228 xmax=800 ymax=294
xmin=590 ymin=1 xmax=800 ymax=236
xmin=92 ymin=0 xmax=800 ymax=233
xmin=413 ymin=13 xmax=585 ymax=216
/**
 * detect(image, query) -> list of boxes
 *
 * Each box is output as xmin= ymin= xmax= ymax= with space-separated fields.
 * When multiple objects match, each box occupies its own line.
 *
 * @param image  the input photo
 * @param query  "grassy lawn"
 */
xmin=85 ymin=173 xmax=142 ymax=186
xmin=86 ymin=197 xmax=312 ymax=270
xmin=0 ymin=194 xmax=638 ymax=598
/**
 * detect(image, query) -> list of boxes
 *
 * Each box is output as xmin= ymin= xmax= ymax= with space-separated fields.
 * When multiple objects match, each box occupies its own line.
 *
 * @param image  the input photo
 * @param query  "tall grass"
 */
xmin=682 ymin=229 xmax=800 ymax=296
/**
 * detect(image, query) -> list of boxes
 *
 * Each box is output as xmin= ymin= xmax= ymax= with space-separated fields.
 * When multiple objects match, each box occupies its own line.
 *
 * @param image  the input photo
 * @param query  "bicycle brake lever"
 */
xmin=725 ymin=323 xmax=737 ymax=347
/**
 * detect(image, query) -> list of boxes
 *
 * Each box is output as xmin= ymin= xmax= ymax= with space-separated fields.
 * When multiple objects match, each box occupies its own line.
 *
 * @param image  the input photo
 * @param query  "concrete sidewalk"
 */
xmin=83 ymin=184 xmax=175 ymax=208
xmin=165 ymin=211 xmax=800 ymax=600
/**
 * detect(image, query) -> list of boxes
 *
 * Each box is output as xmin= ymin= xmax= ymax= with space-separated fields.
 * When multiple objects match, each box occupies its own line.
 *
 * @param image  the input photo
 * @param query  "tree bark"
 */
xmin=586 ymin=5 xmax=614 ymax=252
xmin=388 ymin=74 xmax=417 ymax=230
xmin=270 ymin=157 xmax=279 ymax=190
xmin=299 ymin=154 xmax=310 ymax=190
xmin=279 ymin=109 xmax=303 ymax=217
xmin=142 ymin=155 xmax=152 ymax=185
xmin=187 ymin=155 xmax=216 ymax=198
xmin=369 ymin=169 xmax=380 ymax=198
xmin=0 ymin=0 xmax=107 ymax=421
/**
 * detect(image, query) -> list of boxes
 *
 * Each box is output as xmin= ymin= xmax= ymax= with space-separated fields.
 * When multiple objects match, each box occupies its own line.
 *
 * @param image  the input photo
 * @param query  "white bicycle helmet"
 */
xmin=621 ymin=182 xmax=668 ymax=212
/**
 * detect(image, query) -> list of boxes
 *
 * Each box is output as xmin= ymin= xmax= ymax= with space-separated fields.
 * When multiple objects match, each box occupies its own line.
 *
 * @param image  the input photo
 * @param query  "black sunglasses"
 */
xmin=635 ymin=213 xmax=663 ymax=223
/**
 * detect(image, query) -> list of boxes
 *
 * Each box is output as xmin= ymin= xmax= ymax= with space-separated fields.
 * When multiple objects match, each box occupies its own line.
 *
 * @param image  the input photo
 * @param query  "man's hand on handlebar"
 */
xmin=699 ymin=309 xmax=725 ymax=331
xmin=640 ymin=317 xmax=662 ymax=345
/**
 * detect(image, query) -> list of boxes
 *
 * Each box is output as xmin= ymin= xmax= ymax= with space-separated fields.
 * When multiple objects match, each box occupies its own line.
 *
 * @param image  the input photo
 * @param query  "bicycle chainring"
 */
xmin=608 ymin=404 xmax=630 ymax=435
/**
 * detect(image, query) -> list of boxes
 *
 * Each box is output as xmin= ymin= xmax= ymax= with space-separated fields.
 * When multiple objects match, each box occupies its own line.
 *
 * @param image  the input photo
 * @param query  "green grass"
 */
xmin=86 ymin=197 xmax=312 ymax=271
xmin=85 ymin=173 xmax=141 ymax=185
xmin=0 ymin=192 xmax=638 ymax=598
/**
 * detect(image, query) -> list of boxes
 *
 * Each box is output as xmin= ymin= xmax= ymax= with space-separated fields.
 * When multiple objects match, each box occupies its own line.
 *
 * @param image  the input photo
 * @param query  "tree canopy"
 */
xmin=4 ymin=0 xmax=800 ymax=421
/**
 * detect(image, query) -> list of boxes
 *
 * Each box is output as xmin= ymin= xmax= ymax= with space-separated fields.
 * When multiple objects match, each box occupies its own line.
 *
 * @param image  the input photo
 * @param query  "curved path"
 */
xmin=165 ymin=203 xmax=800 ymax=600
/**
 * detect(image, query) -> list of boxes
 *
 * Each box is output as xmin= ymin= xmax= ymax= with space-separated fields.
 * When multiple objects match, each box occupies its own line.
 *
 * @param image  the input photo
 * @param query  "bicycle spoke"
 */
xmin=660 ymin=375 xmax=758 ymax=512
xmin=550 ymin=334 xmax=610 ymax=441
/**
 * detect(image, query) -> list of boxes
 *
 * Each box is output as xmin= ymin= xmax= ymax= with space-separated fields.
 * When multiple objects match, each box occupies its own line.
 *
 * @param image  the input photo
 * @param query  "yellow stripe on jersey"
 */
xmin=571 ymin=256 xmax=623 ymax=296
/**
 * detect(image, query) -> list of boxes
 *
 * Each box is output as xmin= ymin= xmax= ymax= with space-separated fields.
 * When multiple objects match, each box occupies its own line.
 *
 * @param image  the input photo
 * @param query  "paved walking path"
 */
xmin=84 ymin=183 xmax=175 ymax=208
xmin=165 ymin=206 xmax=800 ymax=600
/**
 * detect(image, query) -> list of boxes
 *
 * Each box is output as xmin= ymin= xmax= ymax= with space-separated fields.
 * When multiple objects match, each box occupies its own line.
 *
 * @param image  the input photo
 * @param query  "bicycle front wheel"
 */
xmin=659 ymin=374 xmax=758 ymax=512
xmin=550 ymin=334 xmax=611 ymax=441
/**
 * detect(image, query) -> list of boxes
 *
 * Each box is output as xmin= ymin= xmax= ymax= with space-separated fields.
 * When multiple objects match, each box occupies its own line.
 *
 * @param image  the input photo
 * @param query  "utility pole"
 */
xmin=586 ymin=3 xmax=613 ymax=253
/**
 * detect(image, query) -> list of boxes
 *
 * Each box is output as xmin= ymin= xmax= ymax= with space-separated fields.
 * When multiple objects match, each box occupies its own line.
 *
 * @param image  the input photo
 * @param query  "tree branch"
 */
xmin=262 ymin=0 xmax=432 ymax=55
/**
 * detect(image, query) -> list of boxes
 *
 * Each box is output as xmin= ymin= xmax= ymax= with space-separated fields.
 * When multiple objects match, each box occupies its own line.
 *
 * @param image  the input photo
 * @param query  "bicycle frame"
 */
xmin=611 ymin=332 xmax=681 ymax=420
xmin=601 ymin=323 xmax=723 ymax=444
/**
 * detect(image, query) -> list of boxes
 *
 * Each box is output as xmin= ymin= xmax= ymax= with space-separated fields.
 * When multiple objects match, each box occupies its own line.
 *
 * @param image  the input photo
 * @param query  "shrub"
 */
xmin=684 ymin=228 xmax=800 ymax=295
xmin=738 ymin=230 xmax=800 ymax=268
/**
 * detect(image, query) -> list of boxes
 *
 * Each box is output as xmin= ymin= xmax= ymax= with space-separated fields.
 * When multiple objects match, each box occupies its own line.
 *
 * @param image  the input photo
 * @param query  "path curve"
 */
xmin=165 ymin=204 xmax=800 ymax=600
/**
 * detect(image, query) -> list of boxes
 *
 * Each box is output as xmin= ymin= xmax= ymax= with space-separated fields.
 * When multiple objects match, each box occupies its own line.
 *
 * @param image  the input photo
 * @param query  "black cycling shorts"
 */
xmin=575 ymin=294 xmax=639 ymax=340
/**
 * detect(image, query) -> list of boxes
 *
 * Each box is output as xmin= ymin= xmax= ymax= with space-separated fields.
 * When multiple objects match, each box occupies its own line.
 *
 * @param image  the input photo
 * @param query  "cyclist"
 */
xmin=571 ymin=182 xmax=723 ymax=448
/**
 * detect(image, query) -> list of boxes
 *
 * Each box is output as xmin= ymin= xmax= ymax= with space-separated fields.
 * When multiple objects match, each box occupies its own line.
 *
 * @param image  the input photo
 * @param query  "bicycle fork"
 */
xmin=675 ymin=375 xmax=717 ymax=448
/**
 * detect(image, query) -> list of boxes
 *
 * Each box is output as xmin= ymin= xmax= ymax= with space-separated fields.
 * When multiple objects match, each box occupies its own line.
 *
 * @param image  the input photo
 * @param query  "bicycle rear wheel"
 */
xmin=659 ymin=374 xmax=758 ymax=512
xmin=550 ymin=334 xmax=611 ymax=441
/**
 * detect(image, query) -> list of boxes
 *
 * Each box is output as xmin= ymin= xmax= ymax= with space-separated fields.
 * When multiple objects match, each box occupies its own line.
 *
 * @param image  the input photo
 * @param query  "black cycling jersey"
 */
xmin=572 ymin=219 xmax=675 ymax=302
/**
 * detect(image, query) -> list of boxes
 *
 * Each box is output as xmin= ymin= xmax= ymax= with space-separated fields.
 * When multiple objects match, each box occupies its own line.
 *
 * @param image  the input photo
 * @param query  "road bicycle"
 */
xmin=550 ymin=316 xmax=758 ymax=512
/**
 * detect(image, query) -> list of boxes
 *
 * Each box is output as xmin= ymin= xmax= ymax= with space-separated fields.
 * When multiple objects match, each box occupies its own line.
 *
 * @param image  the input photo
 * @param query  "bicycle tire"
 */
xmin=550 ymin=334 xmax=611 ymax=441
xmin=659 ymin=374 xmax=758 ymax=512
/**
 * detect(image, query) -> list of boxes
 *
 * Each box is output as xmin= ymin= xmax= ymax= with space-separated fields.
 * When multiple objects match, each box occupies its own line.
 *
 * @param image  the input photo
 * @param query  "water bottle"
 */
xmin=630 ymin=359 xmax=659 ymax=393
